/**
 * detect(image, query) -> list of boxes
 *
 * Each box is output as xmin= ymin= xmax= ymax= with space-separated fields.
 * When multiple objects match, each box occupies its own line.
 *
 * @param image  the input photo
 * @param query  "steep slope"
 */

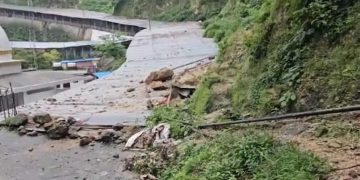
xmin=190 ymin=0 xmax=360 ymax=117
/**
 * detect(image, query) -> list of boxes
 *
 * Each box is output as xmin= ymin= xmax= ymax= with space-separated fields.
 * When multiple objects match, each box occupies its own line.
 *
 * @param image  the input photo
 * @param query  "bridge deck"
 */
xmin=0 ymin=3 xmax=162 ymax=27
xmin=0 ymin=4 xmax=167 ymax=35
xmin=10 ymin=39 xmax=131 ymax=49
xmin=10 ymin=23 xmax=217 ymax=126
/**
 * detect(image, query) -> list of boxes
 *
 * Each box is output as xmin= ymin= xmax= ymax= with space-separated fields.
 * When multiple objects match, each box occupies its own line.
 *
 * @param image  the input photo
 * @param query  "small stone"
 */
xmin=67 ymin=117 xmax=77 ymax=125
xmin=27 ymin=131 xmax=38 ymax=137
xmin=113 ymin=154 xmax=120 ymax=159
xmin=112 ymin=123 xmax=124 ymax=131
xmin=17 ymin=126 xmax=28 ymax=136
xmin=349 ymin=170 xmax=359 ymax=178
xmin=96 ymin=130 xmax=115 ymax=143
xmin=46 ymin=98 xmax=57 ymax=102
xmin=28 ymin=148 xmax=34 ymax=152
xmin=18 ymin=128 xmax=28 ymax=136
xmin=79 ymin=137 xmax=93 ymax=147
xmin=126 ymin=88 xmax=135 ymax=92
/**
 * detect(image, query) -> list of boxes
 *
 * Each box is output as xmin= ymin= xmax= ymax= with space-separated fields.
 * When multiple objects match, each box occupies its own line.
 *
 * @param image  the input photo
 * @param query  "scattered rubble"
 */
xmin=125 ymin=123 xmax=174 ymax=149
xmin=143 ymin=64 xmax=210 ymax=107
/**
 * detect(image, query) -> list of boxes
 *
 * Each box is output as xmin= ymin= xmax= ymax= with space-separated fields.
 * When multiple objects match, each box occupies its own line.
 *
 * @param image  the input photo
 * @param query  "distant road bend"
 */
xmin=0 ymin=4 xmax=218 ymax=126
xmin=0 ymin=4 xmax=165 ymax=35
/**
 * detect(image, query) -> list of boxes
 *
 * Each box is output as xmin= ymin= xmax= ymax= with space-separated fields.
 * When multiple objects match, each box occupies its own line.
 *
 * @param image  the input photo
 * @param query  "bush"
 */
xmin=161 ymin=132 xmax=329 ymax=180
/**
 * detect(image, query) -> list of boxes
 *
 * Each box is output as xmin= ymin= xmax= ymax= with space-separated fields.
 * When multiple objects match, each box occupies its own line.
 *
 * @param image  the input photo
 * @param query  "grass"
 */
xmin=160 ymin=132 xmax=329 ymax=180
xmin=147 ymin=106 xmax=200 ymax=139
xmin=313 ymin=120 xmax=360 ymax=142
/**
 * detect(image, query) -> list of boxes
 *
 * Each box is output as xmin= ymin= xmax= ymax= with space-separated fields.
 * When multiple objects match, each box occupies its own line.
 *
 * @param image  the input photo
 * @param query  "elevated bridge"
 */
xmin=0 ymin=4 xmax=162 ymax=36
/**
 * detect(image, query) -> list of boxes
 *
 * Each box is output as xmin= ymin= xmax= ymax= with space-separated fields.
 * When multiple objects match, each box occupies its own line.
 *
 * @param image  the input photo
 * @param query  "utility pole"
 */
xmin=28 ymin=0 xmax=38 ymax=69
xmin=148 ymin=0 xmax=154 ymax=31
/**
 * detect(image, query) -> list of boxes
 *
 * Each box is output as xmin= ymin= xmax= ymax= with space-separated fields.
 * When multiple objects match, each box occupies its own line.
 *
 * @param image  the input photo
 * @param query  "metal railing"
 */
xmin=0 ymin=83 xmax=18 ymax=119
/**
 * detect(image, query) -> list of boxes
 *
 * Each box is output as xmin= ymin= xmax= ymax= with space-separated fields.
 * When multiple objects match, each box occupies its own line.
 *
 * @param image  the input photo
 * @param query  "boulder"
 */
xmin=79 ymin=137 xmax=93 ymax=146
xmin=149 ymin=81 xmax=168 ymax=91
xmin=96 ymin=130 xmax=115 ymax=143
xmin=33 ymin=113 xmax=52 ymax=125
xmin=145 ymin=68 xmax=174 ymax=84
xmin=46 ymin=121 xmax=69 ymax=139
xmin=5 ymin=114 xmax=28 ymax=127
xmin=17 ymin=126 xmax=28 ymax=136
xmin=67 ymin=116 xmax=77 ymax=125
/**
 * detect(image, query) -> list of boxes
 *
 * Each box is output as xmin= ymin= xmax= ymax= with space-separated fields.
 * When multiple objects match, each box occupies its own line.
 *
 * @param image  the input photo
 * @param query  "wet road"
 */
xmin=0 ymin=129 xmax=137 ymax=180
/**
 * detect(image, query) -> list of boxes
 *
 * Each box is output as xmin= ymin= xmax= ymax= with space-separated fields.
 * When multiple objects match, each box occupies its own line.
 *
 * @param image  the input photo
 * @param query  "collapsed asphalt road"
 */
xmin=0 ymin=129 xmax=137 ymax=180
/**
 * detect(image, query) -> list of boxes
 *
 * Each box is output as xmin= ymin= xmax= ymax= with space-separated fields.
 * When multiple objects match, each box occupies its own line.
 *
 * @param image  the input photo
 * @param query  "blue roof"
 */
xmin=60 ymin=58 xmax=100 ymax=64
xmin=94 ymin=71 xmax=112 ymax=78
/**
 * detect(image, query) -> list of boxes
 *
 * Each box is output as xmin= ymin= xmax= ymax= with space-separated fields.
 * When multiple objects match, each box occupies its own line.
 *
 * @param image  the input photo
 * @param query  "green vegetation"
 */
xmin=95 ymin=36 xmax=126 ymax=71
xmin=2 ymin=23 xmax=76 ymax=42
xmin=147 ymin=106 xmax=200 ymax=139
xmin=78 ymin=0 xmax=118 ymax=14
xmin=188 ymin=73 xmax=221 ymax=115
xmin=0 ymin=0 xmax=117 ymax=13
xmin=314 ymin=120 xmax=360 ymax=141
xmin=188 ymin=0 xmax=360 ymax=117
xmin=114 ymin=0 xmax=227 ymax=21
xmin=160 ymin=132 xmax=329 ymax=180
xmin=14 ymin=49 xmax=61 ymax=69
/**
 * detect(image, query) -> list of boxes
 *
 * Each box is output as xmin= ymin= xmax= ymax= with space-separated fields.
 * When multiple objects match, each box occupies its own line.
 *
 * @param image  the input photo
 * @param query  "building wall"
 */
xmin=0 ymin=62 xmax=22 ymax=76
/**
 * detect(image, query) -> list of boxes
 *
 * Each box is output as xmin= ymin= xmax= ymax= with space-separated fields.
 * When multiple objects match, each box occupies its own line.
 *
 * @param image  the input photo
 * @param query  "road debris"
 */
xmin=125 ymin=123 xmax=173 ymax=149
xmin=145 ymin=68 xmax=174 ymax=84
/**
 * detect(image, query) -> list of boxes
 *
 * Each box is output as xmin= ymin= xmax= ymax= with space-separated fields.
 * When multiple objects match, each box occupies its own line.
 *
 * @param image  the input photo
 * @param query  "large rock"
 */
xmin=4 ymin=114 xmax=28 ymax=127
xmin=33 ymin=113 xmax=52 ymax=125
xmin=46 ymin=121 xmax=69 ymax=139
xmin=145 ymin=68 xmax=174 ymax=84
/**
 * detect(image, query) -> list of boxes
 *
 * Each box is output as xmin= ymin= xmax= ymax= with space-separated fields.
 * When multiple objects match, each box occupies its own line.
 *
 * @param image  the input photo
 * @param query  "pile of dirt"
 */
xmin=144 ymin=64 xmax=210 ymax=108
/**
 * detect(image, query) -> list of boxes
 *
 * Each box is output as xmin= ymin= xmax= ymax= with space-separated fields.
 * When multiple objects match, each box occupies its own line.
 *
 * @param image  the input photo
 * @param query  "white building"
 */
xmin=0 ymin=26 xmax=93 ymax=109
xmin=0 ymin=26 xmax=22 ymax=76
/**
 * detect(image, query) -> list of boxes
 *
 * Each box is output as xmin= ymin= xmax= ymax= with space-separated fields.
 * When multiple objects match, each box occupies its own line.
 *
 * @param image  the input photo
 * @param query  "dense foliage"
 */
xmin=0 ymin=0 xmax=117 ymax=13
xmin=95 ymin=36 xmax=126 ymax=71
xmin=14 ymin=49 xmax=61 ymax=69
xmin=192 ymin=0 xmax=360 ymax=117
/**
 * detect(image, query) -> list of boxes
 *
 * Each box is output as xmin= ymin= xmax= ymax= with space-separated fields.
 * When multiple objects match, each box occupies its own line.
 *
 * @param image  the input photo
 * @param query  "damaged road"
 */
xmin=0 ymin=128 xmax=137 ymax=180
